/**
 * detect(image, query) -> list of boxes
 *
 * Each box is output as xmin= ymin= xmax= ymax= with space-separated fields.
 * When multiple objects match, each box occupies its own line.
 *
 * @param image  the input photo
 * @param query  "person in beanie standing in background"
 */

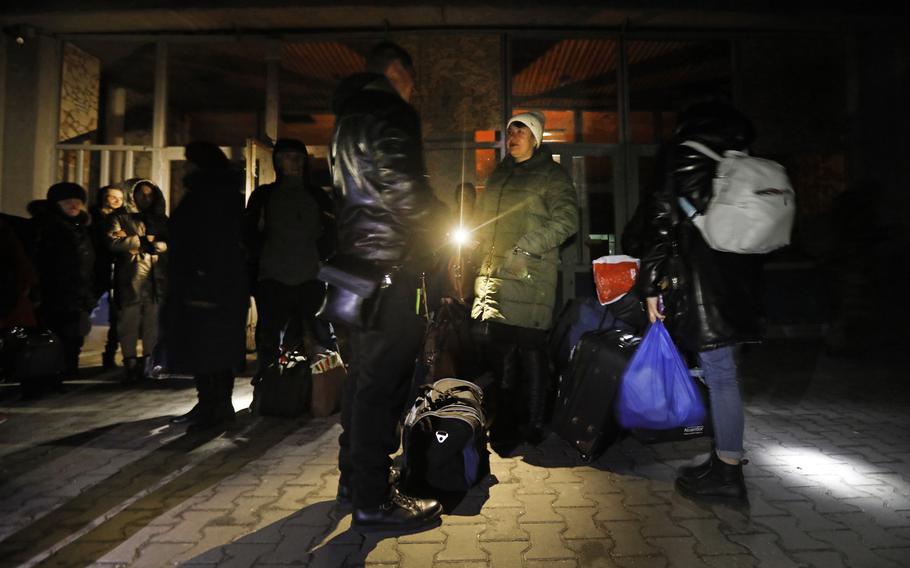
xmin=330 ymin=41 xmax=444 ymax=532
xmin=243 ymin=138 xmax=337 ymax=379
xmin=471 ymin=111 xmax=579 ymax=455
xmin=31 ymin=182 xmax=96 ymax=379
xmin=106 ymin=179 xmax=168 ymax=382
xmin=161 ymin=142 xmax=247 ymax=432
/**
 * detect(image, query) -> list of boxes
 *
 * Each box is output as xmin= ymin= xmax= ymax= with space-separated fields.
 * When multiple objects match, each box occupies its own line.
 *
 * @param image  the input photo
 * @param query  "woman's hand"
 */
xmin=646 ymin=296 xmax=665 ymax=323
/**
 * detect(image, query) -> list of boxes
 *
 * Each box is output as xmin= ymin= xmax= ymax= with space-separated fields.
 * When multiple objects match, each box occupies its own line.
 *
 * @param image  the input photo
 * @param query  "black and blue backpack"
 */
xmin=402 ymin=378 xmax=489 ymax=494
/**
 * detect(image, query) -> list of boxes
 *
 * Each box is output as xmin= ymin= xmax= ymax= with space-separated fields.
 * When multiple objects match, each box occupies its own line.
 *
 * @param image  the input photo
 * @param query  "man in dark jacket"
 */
xmin=243 ymin=138 xmax=337 ymax=377
xmin=329 ymin=41 xmax=443 ymax=532
xmin=634 ymin=100 xmax=764 ymax=503
xmin=161 ymin=142 xmax=248 ymax=432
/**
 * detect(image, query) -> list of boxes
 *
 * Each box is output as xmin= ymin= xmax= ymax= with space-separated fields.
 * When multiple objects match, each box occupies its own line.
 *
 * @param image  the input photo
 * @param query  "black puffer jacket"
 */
xmin=330 ymin=73 xmax=440 ymax=267
xmin=30 ymin=200 xmax=96 ymax=316
xmin=635 ymin=102 xmax=764 ymax=352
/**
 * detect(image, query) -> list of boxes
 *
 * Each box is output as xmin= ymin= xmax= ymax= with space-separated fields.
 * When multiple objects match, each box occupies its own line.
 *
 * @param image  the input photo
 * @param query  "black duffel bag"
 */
xmin=402 ymin=378 xmax=489 ymax=494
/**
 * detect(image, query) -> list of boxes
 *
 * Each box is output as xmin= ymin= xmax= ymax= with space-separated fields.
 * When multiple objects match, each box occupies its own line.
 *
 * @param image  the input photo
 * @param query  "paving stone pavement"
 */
xmin=0 ymin=328 xmax=908 ymax=567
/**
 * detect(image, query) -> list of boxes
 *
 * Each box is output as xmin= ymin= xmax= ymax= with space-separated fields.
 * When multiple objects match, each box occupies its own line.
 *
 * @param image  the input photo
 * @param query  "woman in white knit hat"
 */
xmin=471 ymin=111 xmax=579 ymax=455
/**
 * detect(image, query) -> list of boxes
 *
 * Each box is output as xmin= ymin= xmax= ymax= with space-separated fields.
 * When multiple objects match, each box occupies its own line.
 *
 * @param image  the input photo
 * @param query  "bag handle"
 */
xmin=680 ymin=140 xmax=724 ymax=162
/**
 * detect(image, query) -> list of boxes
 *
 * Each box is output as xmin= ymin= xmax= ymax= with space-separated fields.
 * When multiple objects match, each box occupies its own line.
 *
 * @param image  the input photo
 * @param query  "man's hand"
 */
xmin=113 ymin=230 xmax=127 ymax=238
xmin=646 ymin=296 xmax=665 ymax=323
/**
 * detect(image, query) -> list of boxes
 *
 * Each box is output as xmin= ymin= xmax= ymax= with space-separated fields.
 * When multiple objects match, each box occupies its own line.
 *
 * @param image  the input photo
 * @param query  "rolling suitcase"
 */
xmin=552 ymin=328 xmax=641 ymax=461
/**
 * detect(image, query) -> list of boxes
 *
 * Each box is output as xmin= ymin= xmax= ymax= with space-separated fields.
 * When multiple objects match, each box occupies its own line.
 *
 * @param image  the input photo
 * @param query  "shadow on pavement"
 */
xmin=0 ymin=415 xmax=328 ymax=568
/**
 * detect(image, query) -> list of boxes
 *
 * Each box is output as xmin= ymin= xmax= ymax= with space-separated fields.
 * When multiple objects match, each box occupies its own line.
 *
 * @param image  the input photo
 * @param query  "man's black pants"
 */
xmin=255 ymin=279 xmax=335 ymax=371
xmin=338 ymin=273 xmax=425 ymax=509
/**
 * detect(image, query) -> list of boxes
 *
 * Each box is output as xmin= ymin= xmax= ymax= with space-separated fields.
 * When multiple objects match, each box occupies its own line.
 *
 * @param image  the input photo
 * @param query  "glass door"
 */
xmin=550 ymin=144 xmax=621 ymax=307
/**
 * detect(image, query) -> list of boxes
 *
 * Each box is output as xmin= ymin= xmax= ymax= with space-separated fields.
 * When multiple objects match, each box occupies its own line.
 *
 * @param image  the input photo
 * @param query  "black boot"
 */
xmin=123 ymin=357 xmax=139 ymax=383
xmin=170 ymin=403 xmax=201 ymax=424
xmin=352 ymin=490 xmax=443 ymax=533
xmin=337 ymin=467 xmax=401 ymax=507
xmin=675 ymin=455 xmax=747 ymax=503
xmin=520 ymin=347 xmax=548 ymax=446
xmin=136 ymin=356 xmax=149 ymax=380
xmin=677 ymin=452 xmax=715 ymax=480
xmin=214 ymin=371 xmax=237 ymax=427
xmin=186 ymin=374 xmax=218 ymax=433
xmin=102 ymin=350 xmax=117 ymax=370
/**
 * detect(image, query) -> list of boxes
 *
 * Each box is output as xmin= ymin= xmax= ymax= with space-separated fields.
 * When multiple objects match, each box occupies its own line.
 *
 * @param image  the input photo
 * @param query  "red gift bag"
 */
xmin=592 ymin=255 xmax=639 ymax=305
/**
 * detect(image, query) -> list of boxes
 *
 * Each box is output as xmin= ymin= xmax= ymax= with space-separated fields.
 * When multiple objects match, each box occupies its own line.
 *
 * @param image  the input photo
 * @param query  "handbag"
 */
xmin=0 ymin=326 xmax=65 ymax=382
xmin=309 ymin=350 xmax=345 ymax=417
xmin=316 ymin=256 xmax=391 ymax=330
xmin=253 ymin=346 xmax=311 ymax=418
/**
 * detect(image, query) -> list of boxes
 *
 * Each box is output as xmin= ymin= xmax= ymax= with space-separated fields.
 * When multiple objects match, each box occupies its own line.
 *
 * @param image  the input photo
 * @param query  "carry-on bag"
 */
xmin=402 ymin=378 xmax=489 ymax=493
xmin=551 ymin=328 xmax=641 ymax=461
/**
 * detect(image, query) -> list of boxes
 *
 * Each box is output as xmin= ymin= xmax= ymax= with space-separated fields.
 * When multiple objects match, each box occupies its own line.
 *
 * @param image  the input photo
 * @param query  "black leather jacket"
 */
xmin=330 ymin=73 xmax=439 ymax=267
xmin=634 ymin=102 xmax=765 ymax=352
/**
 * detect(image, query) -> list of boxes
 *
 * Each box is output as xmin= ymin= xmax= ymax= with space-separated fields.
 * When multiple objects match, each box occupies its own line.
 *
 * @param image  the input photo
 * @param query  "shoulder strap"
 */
xmin=680 ymin=140 xmax=724 ymax=162
xmin=677 ymin=196 xmax=699 ymax=219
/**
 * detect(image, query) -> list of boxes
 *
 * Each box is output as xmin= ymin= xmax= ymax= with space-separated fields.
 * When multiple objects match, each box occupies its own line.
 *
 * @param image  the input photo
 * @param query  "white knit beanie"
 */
xmin=507 ymin=112 xmax=545 ymax=148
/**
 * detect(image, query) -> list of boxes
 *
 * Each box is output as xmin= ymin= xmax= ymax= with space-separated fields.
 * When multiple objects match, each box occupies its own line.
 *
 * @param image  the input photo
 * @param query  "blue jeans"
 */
xmin=698 ymin=346 xmax=744 ymax=461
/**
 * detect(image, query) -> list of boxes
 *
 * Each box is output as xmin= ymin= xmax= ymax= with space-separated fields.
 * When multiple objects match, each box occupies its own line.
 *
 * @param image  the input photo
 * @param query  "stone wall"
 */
xmin=396 ymin=33 xmax=503 ymax=141
xmin=58 ymin=42 xmax=100 ymax=143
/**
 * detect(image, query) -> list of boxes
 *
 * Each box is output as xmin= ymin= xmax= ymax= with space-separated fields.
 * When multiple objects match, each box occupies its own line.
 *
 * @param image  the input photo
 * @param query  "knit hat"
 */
xmin=185 ymin=141 xmax=230 ymax=170
xmin=507 ymin=112 xmax=545 ymax=148
xmin=273 ymin=138 xmax=308 ymax=156
xmin=47 ymin=182 xmax=87 ymax=203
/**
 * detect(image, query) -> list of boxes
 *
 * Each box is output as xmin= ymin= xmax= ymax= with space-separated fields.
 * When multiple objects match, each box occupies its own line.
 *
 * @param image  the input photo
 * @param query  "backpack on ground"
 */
xmin=679 ymin=140 xmax=795 ymax=254
xmin=402 ymin=378 xmax=489 ymax=494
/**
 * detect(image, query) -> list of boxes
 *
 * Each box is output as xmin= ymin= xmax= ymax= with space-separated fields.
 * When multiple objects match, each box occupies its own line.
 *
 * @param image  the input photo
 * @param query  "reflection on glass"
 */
xmin=511 ymin=38 xmax=618 ymax=143
xmin=627 ymin=40 xmax=732 ymax=144
xmin=167 ymin=42 xmax=268 ymax=147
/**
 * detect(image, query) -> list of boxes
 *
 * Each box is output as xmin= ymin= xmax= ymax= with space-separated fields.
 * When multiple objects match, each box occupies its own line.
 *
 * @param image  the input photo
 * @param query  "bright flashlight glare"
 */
xmin=451 ymin=227 xmax=471 ymax=246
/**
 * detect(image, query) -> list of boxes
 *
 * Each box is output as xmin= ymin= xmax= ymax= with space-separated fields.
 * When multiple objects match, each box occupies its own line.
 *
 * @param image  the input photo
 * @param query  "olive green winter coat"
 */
xmin=471 ymin=146 xmax=579 ymax=330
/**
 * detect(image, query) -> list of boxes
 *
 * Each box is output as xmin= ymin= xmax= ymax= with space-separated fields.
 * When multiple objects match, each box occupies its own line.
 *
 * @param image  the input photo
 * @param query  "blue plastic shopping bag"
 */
xmin=617 ymin=320 xmax=706 ymax=430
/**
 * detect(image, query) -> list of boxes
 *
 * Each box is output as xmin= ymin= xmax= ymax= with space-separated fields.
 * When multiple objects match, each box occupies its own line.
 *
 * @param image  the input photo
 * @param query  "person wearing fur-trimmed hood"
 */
xmin=106 ymin=178 xmax=168 ymax=382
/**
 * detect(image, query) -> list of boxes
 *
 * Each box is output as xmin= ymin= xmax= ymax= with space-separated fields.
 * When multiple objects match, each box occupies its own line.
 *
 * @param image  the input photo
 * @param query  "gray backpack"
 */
xmin=678 ymin=140 xmax=795 ymax=254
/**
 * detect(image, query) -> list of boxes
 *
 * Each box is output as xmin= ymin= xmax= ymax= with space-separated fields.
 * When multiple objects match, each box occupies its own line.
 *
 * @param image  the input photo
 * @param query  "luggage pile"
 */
xmin=549 ymin=256 xmax=712 ymax=462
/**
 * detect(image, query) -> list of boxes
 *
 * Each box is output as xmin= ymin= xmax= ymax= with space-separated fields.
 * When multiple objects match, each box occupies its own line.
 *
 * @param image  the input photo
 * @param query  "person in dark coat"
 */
xmin=30 ymin=183 xmax=96 ymax=377
xmin=632 ymin=100 xmax=763 ymax=503
xmin=0 ymin=215 xmax=38 ymax=330
xmin=243 ymin=138 xmax=337 ymax=378
xmin=161 ymin=142 xmax=248 ymax=432
xmin=329 ymin=41 xmax=444 ymax=532
xmin=107 ymin=178 xmax=168 ymax=381
xmin=90 ymin=184 xmax=125 ymax=369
